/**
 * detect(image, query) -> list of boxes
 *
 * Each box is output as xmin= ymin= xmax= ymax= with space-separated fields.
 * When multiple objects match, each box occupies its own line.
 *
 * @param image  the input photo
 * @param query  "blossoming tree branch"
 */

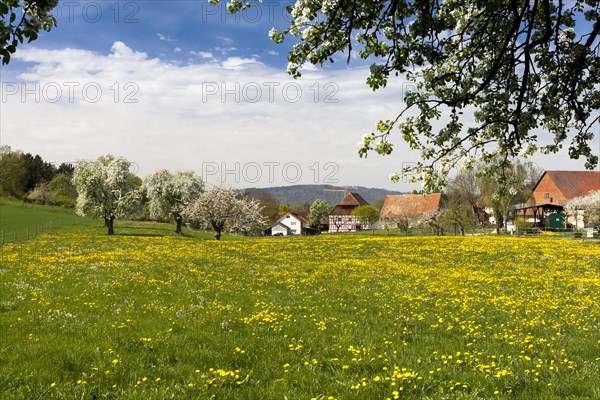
xmin=221 ymin=0 xmax=599 ymax=190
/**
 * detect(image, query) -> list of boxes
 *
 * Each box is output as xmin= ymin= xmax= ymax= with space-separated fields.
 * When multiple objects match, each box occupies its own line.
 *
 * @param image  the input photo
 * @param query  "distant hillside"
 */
xmin=244 ymin=185 xmax=407 ymax=205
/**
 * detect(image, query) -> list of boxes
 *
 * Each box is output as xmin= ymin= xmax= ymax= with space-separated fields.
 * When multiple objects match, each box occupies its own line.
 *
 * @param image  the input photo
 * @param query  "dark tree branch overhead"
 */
xmin=0 ymin=0 xmax=58 ymax=64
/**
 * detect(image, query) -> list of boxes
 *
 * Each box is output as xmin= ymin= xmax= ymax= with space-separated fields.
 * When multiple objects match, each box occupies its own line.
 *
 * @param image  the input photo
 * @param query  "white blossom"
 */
xmin=72 ymin=155 xmax=141 ymax=235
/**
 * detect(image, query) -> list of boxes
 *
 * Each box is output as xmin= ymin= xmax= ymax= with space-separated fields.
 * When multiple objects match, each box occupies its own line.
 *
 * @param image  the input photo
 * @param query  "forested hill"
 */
xmin=244 ymin=185 xmax=406 ymax=205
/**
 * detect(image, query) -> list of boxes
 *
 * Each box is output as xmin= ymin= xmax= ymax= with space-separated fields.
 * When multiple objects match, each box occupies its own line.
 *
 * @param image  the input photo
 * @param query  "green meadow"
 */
xmin=1 ymin=203 xmax=599 ymax=399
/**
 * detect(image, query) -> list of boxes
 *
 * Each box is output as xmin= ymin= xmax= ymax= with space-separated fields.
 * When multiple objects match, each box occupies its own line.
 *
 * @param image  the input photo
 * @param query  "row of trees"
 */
xmin=71 ymin=154 xmax=376 ymax=237
xmin=5 ymin=150 xmax=595 ymax=237
xmin=72 ymin=155 xmax=266 ymax=239
xmin=0 ymin=146 xmax=77 ymax=206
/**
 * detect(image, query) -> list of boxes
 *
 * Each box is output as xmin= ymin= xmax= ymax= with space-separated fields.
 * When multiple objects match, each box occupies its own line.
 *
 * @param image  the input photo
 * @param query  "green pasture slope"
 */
xmin=0 ymin=197 xmax=221 ymax=243
xmin=0 ymin=198 xmax=87 ymax=244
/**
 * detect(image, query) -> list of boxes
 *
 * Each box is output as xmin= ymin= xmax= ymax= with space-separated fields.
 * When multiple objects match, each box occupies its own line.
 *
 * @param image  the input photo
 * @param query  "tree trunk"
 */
xmin=105 ymin=217 xmax=114 ymax=235
xmin=214 ymin=230 xmax=221 ymax=241
xmin=175 ymin=215 xmax=183 ymax=234
xmin=496 ymin=218 xmax=503 ymax=234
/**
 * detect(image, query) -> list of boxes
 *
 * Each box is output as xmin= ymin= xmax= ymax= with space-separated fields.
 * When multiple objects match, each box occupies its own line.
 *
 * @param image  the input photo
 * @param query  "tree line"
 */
xmin=0 ymin=146 xmax=77 ymax=206
xmin=3 ymin=149 xmax=597 ymax=238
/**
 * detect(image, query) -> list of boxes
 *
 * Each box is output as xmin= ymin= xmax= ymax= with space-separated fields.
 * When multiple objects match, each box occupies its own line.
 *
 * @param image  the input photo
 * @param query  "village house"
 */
xmin=328 ymin=192 xmax=370 ymax=232
xmin=267 ymin=211 xmax=319 ymax=236
xmin=379 ymin=193 xmax=444 ymax=229
xmin=514 ymin=170 xmax=600 ymax=229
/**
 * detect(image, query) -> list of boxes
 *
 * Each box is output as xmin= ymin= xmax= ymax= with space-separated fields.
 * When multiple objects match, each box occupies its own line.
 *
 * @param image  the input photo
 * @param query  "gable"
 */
xmin=532 ymin=171 xmax=600 ymax=204
xmin=276 ymin=212 xmax=305 ymax=227
xmin=330 ymin=192 xmax=369 ymax=215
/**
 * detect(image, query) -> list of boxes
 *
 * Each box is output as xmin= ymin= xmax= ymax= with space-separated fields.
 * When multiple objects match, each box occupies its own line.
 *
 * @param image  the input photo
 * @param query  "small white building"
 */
xmin=268 ymin=212 xmax=308 ymax=236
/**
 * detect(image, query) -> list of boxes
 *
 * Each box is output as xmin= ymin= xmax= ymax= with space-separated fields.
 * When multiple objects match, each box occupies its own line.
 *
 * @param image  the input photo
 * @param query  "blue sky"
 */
xmin=7 ymin=1 xmax=296 ymax=66
xmin=0 ymin=1 xmax=597 ymax=191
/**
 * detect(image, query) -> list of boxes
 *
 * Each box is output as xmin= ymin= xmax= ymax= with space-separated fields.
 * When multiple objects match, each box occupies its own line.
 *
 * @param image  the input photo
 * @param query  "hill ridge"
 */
xmin=244 ymin=184 xmax=407 ymax=205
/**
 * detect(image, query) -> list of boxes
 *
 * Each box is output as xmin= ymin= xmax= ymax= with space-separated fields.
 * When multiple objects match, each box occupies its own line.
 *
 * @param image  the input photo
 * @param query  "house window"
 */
xmin=544 ymin=193 xmax=550 ymax=200
xmin=291 ymin=222 xmax=297 ymax=226
xmin=286 ymin=215 xmax=290 ymax=218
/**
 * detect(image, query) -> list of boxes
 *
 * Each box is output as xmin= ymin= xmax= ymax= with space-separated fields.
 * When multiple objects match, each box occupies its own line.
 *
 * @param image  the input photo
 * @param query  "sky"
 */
xmin=0 ymin=1 xmax=598 ymax=191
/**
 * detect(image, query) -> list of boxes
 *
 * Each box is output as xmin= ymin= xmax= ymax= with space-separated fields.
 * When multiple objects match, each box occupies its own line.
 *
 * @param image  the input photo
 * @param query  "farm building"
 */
xmin=379 ymin=193 xmax=445 ymax=226
xmin=530 ymin=170 xmax=600 ymax=205
xmin=266 ymin=211 xmax=318 ymax=236
xmin=328 ymin=192 xmax=370 ymax=232
xmin=514 ymin=170 xmax=600 ymax=229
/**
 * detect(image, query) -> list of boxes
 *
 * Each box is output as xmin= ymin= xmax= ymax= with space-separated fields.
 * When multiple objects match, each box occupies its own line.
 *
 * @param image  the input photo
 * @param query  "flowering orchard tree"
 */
xmin=219 ymin=0 xmax=599 ymax=191
xmin=184 ymin=186 xmax=265 ymax=240
xmin=564 ymin=190 xmax=600 ymax=230
xmin=308 ymin=199 xmax=332 ymax=229
xmin=72 ymin=155 xmax=141 ymax=235
xmin=144 ymin=170 xmax=204 ymax=234
xmin=230 ymin=197 xmax=268 ymax=236
xmin=478 ymin=158 xmax=540 ymax=232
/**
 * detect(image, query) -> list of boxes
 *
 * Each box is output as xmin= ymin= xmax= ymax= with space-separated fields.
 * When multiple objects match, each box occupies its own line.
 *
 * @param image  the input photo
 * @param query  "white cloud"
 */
xmin=300 ymin=63 xmax=319 ymax=72
xmin=214 ymin=46 xmax=237 ymax=56
xmin=110 ymin=41 xmax=148 ymax=61
xmin=4 ymin=41 xmax=590 ymax=191
xmin=191 ymin=51 xmax=214 ymax=59
xmin=0 ymin=42 xmax=454 ymax=191
xmin=174 ymin=47 xmax=182 ymax=53
xmin=217 ymin=36 xmax=234 ymax=45
xmin=157 ymin=33 xmax=175 ymax=42
xmin=267 ymin=50 xmax=279 ymax=56
xmin=221 ymin=57 xmax=263 ymax=70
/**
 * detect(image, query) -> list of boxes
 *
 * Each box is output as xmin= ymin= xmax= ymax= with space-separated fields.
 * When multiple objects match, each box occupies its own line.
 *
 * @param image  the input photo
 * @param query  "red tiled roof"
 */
xmin=379 ymin=193 xmax=444 ymax=218
xmin=541 ymin=171 xmax=600 ymax=200
xmin=329 ymin=192 xmax=369 ymax=215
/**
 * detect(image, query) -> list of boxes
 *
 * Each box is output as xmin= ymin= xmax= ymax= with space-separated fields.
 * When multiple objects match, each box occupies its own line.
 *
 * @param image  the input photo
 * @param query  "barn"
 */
xmin=328 ymin=192 xmax=370 ymax=233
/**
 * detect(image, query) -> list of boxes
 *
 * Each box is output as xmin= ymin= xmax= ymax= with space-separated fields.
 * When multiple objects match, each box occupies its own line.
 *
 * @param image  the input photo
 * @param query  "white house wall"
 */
xmin=278 ymin=213 xmax=303 ymax=235
xmin=272 ymin=224 xmax=289 ymax=236
xmin=328 ymin=215 xmax=362 ymax=232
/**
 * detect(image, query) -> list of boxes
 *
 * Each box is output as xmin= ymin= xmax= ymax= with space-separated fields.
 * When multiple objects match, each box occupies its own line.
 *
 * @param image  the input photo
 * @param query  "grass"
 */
xmin=0 ymin=198 xmax=220 ymax=244
xmin=0 ymin=197 xmax=88 ymax=244
xmin=1 ymin=218 xmax=599 ymax=399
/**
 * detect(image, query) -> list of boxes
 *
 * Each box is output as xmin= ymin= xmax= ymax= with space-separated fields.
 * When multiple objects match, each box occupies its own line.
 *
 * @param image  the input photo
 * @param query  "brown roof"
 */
xmin=338 ymin=192 xmax=370 ymax=206
xmin=540 ymin=171 xmax=600 ymax=200
xmin=292 ymin=212 xmax=309 ymax=224
xmin=329 ymin=192 xmax=369 ymax=215
xmin=379 ymin=193 xmax=444 ymax=219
